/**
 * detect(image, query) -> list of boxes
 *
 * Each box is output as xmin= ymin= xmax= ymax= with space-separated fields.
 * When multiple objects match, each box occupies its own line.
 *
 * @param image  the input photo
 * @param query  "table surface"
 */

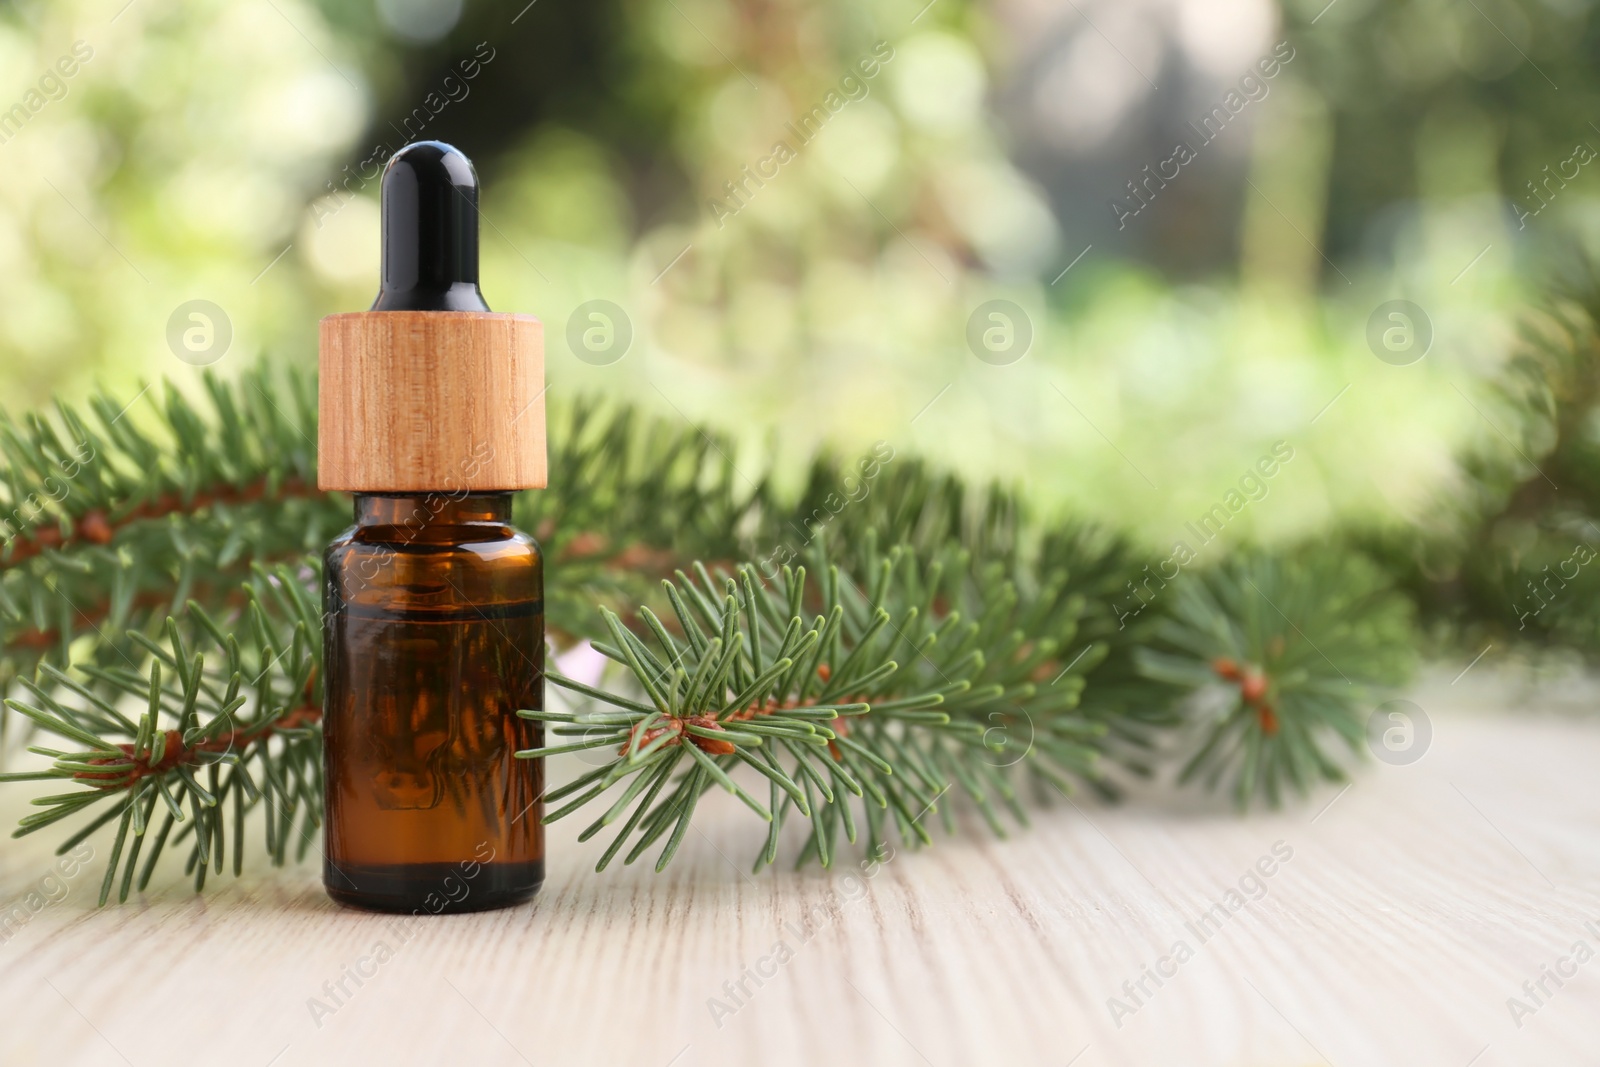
xmin=1 ymin=667 xmax=1597 ymax=1067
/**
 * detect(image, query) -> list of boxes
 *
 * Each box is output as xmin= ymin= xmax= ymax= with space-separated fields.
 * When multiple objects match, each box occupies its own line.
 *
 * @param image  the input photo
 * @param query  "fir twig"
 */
xmin=1134 ymin=551 xmax=1415 ymax=808
xmin=532 ymin=539 xmax=1109 ymax=871
xmin=2 ymin=562 xmax=322 ymax=900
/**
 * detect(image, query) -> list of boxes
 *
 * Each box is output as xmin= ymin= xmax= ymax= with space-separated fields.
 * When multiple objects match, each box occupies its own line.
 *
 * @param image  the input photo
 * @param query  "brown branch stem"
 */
xmin=3 ymin=475 xmax=318 ymax=569
xmin=74 ymin=704 xmax=323 ymax=788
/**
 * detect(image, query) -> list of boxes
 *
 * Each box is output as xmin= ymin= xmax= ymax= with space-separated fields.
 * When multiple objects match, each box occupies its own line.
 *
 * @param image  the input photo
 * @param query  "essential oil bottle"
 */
xmin=317 ymin=141 xmax=547 ymax=913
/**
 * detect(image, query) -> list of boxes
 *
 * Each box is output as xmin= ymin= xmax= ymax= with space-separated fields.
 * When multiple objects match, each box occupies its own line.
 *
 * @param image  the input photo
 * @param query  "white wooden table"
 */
xmin=1 ymin=668 xmax=1596 ymax=1067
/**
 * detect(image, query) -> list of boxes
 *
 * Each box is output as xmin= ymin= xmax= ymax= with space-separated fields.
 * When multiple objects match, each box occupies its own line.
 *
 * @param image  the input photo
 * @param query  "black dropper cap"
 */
xmin=371 ymin=141 xmax=491 ymax=312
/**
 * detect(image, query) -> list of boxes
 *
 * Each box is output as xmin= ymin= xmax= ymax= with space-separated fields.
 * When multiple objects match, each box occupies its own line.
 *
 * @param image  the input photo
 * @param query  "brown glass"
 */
xmin=322 ymin=492 xmax=543 ymax=912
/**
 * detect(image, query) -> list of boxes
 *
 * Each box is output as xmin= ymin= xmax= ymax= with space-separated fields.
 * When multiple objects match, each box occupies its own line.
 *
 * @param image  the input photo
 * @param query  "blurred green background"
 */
xmin=0 ymin=0 xmax=1590 ymax=549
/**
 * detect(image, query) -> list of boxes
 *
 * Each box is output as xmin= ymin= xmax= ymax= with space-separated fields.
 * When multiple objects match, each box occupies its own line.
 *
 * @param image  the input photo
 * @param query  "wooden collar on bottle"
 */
xmin=317 ymin=311 xmax=547 ymax=492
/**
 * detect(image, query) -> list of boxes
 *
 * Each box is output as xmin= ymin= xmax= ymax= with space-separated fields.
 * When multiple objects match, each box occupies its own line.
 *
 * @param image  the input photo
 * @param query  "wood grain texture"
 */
xmin=1 ymin=669 xmax=1597 ymax=1067
xmin=318 ymin=311 xmax=546 ymax=492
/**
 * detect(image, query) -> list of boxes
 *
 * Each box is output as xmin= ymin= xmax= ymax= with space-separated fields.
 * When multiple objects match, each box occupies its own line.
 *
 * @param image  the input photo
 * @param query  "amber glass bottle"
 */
xmin=317 ymin=142 xmax=550 ymax=912
xmin=322 ymin=493 xmax=543 ymax=911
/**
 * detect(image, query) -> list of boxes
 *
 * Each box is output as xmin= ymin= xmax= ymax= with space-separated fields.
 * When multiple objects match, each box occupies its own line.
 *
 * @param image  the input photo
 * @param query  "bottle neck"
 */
xmin=353 ymin=492 xmax=514 ymax=530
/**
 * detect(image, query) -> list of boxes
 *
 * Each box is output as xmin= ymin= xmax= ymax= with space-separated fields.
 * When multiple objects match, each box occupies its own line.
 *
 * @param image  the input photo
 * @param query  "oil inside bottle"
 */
xmin=322 ymin=492 xmax=543 ymax=912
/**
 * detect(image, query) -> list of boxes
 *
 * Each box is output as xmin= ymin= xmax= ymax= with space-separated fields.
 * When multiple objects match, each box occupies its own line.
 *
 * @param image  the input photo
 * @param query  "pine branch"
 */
xmin=1134 ymin=550 xmax=1415 ymax=808
xmin=1 ymin=561 xmax=323 ymax=902
xmin=532 ymin=537 xmax=1108 ymax=873
xmin=0 ymin=366 xmax=339 ymax=683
